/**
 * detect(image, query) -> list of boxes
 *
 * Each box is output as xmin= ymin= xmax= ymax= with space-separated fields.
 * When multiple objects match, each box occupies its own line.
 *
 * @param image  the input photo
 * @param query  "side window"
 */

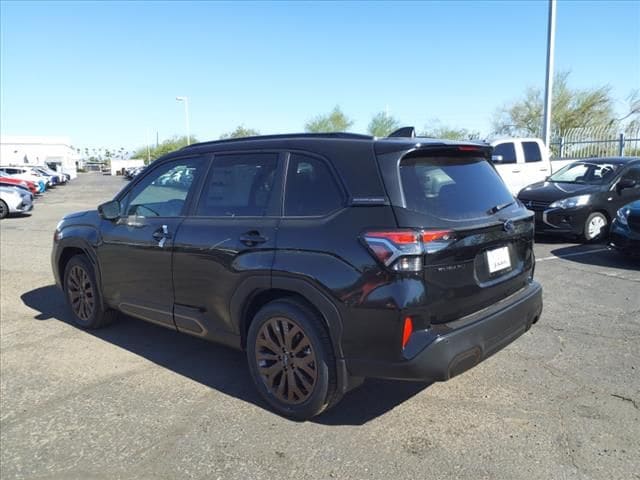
xmin=123 ymin=157 xmax=203 ymax=217
xmin=196 ymin=153 xmax=279 ymax=217
xmin=284 ymin=154 xmax=343 ymax=216
xmin=622 ymin=166 xmax=640 ymax=182
xmin=492 ymin=143 xmax=517 ymax=164
xmin=522 ymin=141 xmax=542 ymax=162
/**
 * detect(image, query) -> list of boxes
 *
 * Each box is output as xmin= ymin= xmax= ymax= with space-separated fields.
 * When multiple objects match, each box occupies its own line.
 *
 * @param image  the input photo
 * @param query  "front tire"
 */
xmin=246 ymin=299 xmax=339 ymax=420
xmin=582 ymin=212 xmax=608 ymax=242
xmin=0 ymin=200 xmax=8 ymax=219
xmin=63 ymin=255 xmax=117 ymax=329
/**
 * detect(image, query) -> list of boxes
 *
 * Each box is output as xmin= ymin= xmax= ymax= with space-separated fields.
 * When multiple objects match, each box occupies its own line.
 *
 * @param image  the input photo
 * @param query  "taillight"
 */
xmin=362 ymin=229 xmax=454 ymax=272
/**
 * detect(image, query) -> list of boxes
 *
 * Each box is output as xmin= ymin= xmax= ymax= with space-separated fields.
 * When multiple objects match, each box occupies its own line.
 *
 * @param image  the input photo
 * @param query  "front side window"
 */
xmin=522 ymin=141 xmax=542 ymax=162
xmin=492 ymin=143 xmax=517 ymax=164
xmin=124 ymin=157 xmax=203 ymax=217
xmin=621 ymin=166 xmax=640 ymax=182
xmin=196 ymin=153 xmax=279 ymax=217
xmin=284 ymin=154 xmax=344 ymax=216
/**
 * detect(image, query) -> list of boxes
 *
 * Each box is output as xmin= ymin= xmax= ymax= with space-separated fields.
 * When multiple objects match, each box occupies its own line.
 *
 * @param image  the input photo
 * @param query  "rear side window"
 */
xmin=284 ymin=154 xmax=343 ymax=216
xmin=492 ymin=143 xmax=517 ymax=164
xmin=522 ymin=141 xmax=542 ymax=162
xmin=196 ymin=153 xmax=279 ymax=217
xmin=399 ymin=156 xmax=514 ymax=220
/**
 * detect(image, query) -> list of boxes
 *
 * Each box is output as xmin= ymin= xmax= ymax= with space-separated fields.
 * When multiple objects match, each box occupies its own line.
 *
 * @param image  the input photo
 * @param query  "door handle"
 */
xmin=240 ymin=231 xmax=267 ymax=246
xmin=152 ymin=224 xmax=171 ymax=247
xmin=512 ymin=170 xmax=521 ymax=173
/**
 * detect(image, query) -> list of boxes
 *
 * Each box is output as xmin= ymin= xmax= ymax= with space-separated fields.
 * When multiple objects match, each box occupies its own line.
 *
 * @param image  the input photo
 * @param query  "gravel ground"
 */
xmin=1 ymin=173 xmax=639 ymax=480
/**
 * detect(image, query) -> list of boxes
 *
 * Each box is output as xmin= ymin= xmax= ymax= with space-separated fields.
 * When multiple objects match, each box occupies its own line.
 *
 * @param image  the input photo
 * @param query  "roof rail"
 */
xmin=182 ymin=132 xmax=374 ymax=150
xmin=387 ymin=126 xmax=416 ymax=138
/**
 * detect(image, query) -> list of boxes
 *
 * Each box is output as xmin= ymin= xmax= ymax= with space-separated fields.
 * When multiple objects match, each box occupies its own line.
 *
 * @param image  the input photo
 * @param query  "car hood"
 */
xmin=518 ymin=181 xmax=601 ymax=202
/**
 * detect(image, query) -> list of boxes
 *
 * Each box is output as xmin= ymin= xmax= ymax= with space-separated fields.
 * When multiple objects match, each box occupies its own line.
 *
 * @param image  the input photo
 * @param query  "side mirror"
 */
xmin=98 ymin=200 xmax=121 ymax=220
xmin=491 ymin=155 xmax=504 ymax=163
xmin=616 ymin=178 xmax=637 ymax=193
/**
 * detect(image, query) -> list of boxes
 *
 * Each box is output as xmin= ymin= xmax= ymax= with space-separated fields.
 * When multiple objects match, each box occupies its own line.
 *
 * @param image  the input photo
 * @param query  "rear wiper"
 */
xmin=487 ymin=201 xmax=514 ymax=215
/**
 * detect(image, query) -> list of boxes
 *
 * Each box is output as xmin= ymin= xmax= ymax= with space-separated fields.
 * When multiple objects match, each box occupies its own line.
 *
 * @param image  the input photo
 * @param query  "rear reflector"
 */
xmin=402 ymin=316 xmax=413 ymax=349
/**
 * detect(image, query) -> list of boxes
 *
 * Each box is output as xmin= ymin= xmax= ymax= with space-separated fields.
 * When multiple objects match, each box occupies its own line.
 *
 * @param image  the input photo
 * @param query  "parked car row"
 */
xmin=0 ymin=164 xmax=72 ymax=219
xmin=124 ymin=166 xmax=146 ymax=180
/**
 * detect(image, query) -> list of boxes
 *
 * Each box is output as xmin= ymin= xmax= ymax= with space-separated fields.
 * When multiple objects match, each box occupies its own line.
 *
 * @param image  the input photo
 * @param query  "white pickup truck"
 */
xmin=490 ymin=138 xmax=573 ymax=195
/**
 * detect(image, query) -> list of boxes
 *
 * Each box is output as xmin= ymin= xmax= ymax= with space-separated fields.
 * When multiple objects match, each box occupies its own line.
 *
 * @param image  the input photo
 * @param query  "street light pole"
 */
xmin=542 ymin=0 xmax=556 ymax=149
xmin=176 ymin=96 xmax=191 ymax=145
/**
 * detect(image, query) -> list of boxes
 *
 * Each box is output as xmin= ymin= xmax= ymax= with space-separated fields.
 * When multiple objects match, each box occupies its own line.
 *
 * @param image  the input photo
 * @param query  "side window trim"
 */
xmin=191 ymin=150 xmax=285 ymax=218
xmin=282 ymin=150 xmax=347 ymax=218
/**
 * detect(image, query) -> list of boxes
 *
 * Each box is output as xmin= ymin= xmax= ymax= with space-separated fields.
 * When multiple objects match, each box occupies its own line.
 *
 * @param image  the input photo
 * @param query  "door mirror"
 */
xmin=98 ymin=200 xmax=121 ymax=220
xmin=491 ymin=155 xmax=504 ymax=163
xmin=616 ymin=178 xmax=637 ymax=193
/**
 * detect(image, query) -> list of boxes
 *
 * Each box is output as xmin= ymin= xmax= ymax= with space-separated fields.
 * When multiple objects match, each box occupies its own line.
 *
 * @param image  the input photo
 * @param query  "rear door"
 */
xmin=387 ymin=149 xmax=535 ymax=324
xmin=171 ymin=151 xmax=283 ymax=342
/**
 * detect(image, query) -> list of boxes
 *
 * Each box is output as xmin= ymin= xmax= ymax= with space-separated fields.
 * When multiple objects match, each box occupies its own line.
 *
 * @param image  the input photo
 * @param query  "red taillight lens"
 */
xmin=421 ymin=230 xmax=453 ymax=243
xmin=402 ymin=316 xmax=413 ymax=349
xmin=362 ymin=229 xmax=454 ymax=271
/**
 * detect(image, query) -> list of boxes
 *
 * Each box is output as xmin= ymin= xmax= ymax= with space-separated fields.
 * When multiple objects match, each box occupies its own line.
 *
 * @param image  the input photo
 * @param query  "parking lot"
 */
xmin=1 ymin=173 xmax=638 ymax=480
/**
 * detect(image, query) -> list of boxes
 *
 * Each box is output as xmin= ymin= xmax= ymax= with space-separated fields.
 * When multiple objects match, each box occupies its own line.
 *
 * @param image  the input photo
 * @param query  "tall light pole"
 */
xmin=176 ymin=96 xmax=191 ymax=145
xmin=542 ymin=0 xmax=556 ymax=149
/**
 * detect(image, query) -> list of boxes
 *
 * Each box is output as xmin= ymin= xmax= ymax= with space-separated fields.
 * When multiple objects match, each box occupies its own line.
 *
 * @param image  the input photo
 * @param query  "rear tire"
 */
xmin=246 ymin=299 xmax=339 ymax=420
xmin=0 ymin=200 xmax=8 ymax=219
xmin=581 ymin=212 xmax=608 ymax=242
xmin=63 ymin=255 xmax=117 ymax=329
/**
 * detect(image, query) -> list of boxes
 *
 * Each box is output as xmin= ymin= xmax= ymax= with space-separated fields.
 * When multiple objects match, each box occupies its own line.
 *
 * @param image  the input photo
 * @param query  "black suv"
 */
xmin=52 ymin=132 xmax=542 ymax=419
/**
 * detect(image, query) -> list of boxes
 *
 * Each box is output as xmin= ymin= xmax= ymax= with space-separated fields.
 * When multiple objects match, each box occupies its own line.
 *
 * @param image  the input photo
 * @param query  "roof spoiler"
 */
xmin=387 ymin=126 xmax=416 ymax=138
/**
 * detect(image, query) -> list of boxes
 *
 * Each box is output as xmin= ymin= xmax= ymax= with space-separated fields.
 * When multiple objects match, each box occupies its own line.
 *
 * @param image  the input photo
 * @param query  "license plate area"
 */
xmin=486 ymin=246 xmax=511 ymax=274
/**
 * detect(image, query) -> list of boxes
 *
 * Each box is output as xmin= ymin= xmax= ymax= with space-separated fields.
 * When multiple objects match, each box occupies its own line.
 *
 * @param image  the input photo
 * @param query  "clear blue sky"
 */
xmin=1 ymin=0 xmax=638 ymax=153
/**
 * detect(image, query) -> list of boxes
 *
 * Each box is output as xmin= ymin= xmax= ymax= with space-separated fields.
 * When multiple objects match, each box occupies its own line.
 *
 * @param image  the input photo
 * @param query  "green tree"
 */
xmin=220 ymin=125 xmax=260 ymax=139
xmin=492 ymin=71 xmax=615 ymax=137
xmin=131 ymin=135 xmax=196 ymax=163
xmin=367 ymin=112 xmax=400 ymax=137
xmin=421 ymin=121 xmax=480 ymax=140
xmin=305 ymin=105 xmax=353 ymax=133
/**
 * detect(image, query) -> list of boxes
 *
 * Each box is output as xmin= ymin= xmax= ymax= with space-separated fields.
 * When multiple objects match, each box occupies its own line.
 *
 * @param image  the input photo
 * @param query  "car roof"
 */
xmin=569 ymin=157 xmax=640 ymax=165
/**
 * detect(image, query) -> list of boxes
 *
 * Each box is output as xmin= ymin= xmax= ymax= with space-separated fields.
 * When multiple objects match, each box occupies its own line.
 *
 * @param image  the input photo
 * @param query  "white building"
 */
xmin=0 ymin=135 xmax=79 ymax=179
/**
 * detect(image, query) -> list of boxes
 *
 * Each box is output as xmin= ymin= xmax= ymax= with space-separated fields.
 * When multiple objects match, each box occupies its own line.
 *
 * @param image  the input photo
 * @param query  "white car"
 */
xmin=490 ymin=138 xmax=552 ymax=195
xmin=0 ymin=186 xmax=34 ymax=219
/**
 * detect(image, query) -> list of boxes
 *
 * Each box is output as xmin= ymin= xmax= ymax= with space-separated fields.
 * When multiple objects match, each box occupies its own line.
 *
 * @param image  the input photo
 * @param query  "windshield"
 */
xmin=399 ymin=156 xmax=515 ymax=220
xmin=549 ymin=162 xmax=621 ymax=184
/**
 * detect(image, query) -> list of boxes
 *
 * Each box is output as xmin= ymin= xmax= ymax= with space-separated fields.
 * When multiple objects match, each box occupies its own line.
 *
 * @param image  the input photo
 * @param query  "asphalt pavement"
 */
xmin=1 ymin=173 xmax=638 ymax=480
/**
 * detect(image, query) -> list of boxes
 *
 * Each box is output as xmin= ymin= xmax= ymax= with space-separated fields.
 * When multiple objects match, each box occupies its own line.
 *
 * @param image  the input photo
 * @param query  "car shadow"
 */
xmin=547 ymin=245 xmax=640 ymax=271
xmin=21 ymin=285 xmax=430 ymax=425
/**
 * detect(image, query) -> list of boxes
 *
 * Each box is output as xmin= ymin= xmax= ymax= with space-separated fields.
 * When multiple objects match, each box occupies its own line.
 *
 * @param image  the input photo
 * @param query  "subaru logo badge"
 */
xmin=503 ymin=219 xmax=515 ymax=233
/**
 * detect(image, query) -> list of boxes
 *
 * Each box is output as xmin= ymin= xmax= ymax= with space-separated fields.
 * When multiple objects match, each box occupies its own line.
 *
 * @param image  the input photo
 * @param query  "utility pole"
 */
xmin=542 ymin=0 xmax=556 ymax=148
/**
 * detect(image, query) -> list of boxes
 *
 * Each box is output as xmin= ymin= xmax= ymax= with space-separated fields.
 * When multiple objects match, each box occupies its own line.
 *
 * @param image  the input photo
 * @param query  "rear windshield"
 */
xmin=399 ymin=156 xmax=514 ymax=220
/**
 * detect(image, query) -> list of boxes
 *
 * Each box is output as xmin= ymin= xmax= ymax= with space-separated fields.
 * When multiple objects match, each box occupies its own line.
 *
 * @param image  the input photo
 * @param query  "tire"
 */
xmin=0 ymin=200 xmax=8 ymax=219
xmin=63 ymin=255 xmax=117 ymax=329
xmin=581 ymin=212 xmax=608 ymax=242
xmin=246 ymin=299 xmax=339 ymax=420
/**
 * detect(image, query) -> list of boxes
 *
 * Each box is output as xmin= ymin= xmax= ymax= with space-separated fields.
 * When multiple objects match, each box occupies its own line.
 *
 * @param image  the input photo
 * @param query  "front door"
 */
xmin=611 ymin=165 xmax=640 ymax=211
xmin=172 ymin=152 xmax=283 ymax=343
xmin=97 ymin=156 xmax=206 ymax=328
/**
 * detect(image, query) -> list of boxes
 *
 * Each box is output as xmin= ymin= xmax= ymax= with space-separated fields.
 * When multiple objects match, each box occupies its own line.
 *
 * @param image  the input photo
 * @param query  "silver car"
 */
xmin=0 ymin=186 xmax=34 ymax=219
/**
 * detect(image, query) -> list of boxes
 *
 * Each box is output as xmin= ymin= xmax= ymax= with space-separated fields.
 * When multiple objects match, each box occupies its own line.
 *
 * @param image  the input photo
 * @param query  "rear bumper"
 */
xmin=345 ymin=281 xmax=542 ymax=381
